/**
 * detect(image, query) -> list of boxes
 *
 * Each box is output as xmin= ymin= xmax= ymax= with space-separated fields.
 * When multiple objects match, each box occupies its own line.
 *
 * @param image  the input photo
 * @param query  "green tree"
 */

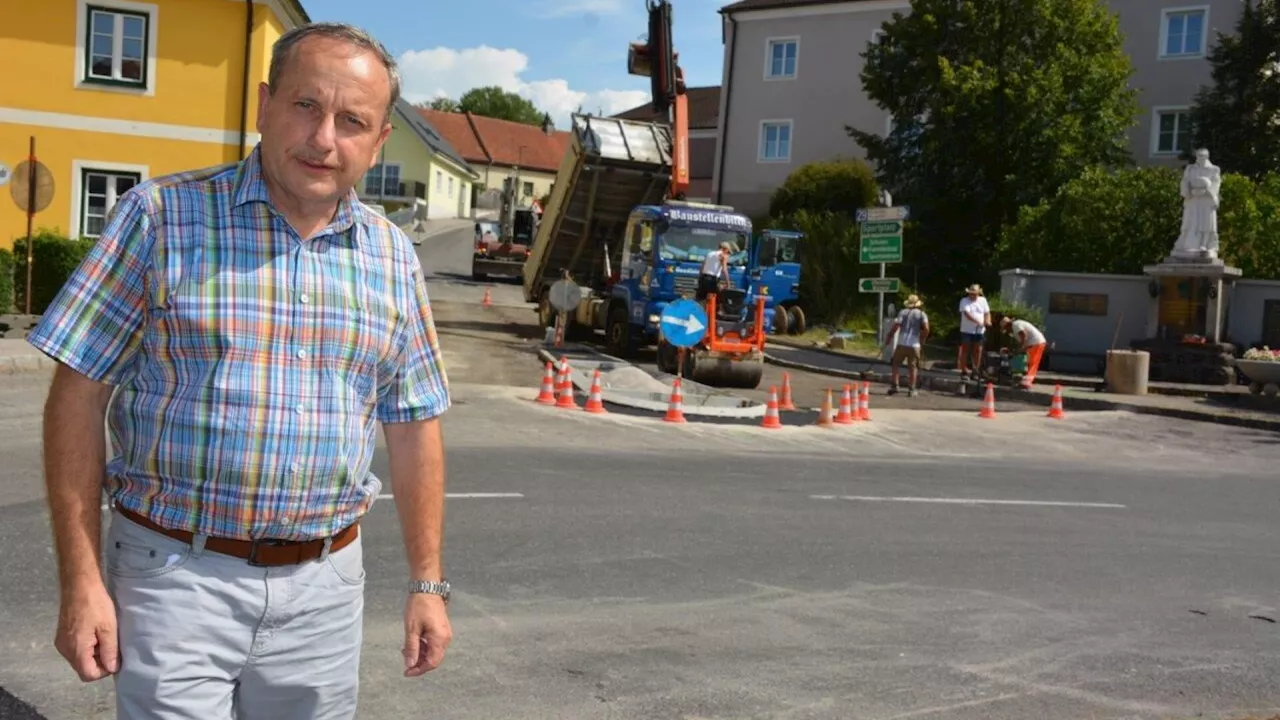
xmin=457 ymin=86 xmax=545 ymax=126
xmin=995 ymin=166 xmax=1280 ymax=278
xmin=767 ymin=157 xmax=879 ymax=219
xmin=420 ymin=97 xmax=460 ymax=112
xmin=1186 ymin=0 xmax=1280 ymax=180
xmin=845 ymin=0 xmax=1140 ymax=295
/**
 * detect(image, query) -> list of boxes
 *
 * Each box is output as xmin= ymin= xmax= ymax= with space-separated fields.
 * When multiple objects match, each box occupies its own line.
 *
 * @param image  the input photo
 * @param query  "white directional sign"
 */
xmin=856 ymin=205 xmax=910 ymax=222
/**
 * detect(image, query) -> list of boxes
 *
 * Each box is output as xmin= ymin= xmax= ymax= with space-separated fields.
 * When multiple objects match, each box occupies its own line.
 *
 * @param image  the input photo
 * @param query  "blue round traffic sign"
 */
xmin=659 ymin=299 xmax=708 ymax=348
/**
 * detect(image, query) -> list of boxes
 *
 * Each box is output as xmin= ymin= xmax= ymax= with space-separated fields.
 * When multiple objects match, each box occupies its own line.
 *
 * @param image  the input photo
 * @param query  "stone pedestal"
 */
xmin=1135 ymin=258 xmax=1242 ymax=385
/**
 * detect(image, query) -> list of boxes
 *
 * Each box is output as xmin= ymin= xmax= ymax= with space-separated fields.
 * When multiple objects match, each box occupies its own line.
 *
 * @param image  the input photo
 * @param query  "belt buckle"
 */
xmin=246 ymin=539 xmax=291 ymax=567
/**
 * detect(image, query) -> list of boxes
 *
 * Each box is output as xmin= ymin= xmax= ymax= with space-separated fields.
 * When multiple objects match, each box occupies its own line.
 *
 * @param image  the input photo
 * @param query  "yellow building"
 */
xmin=0 ymin=0 xmax=478 ymax=247
xmin=359 ymin=100 xmax=478 ymax=220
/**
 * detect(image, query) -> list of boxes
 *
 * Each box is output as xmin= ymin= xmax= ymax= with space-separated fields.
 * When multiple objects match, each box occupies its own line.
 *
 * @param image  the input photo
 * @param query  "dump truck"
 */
xmin=472 ymin=176 xmax=537 ymax=280
xmin=520 ymin=115 xmax=767 ymax=388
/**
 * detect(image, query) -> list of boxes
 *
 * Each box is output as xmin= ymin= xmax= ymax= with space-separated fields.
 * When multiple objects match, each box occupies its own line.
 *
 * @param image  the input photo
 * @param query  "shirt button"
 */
xmin=281 ymin=516 xmax=293 ymax=525
xmin=296 ymin=349 xmax=307 ymax=360
xmin=290 ymin=462 xmax=299 ymax=473
xmin=295 ymin=403 xmax=306 ymax=414
xmin=299 ymin=293 xmax=310 ymax=304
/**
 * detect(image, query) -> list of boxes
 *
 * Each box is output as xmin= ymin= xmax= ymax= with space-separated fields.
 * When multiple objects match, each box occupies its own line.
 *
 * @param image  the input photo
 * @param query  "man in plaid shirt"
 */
xmin=29 ymin=22 xmax=451 ymax=719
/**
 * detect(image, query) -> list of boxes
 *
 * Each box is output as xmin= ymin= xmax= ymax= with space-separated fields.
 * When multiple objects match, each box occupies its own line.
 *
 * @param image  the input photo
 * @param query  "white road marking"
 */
xmin=810 ymin=495 xmax=1126 ymax=509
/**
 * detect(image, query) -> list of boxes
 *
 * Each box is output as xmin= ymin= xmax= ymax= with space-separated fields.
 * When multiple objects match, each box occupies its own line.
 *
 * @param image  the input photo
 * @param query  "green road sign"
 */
xmin=859 ymin=235 xmax=903 ymax=264
xmin=859 ymin=220 xmax=903 ymax=236
xmin=859 ymin=277 xmax=900 ymax=293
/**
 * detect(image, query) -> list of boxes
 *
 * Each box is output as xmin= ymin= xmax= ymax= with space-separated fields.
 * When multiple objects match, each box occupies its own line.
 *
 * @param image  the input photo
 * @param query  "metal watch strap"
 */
xmin=408 ymin=579 xmax=451 ymax=602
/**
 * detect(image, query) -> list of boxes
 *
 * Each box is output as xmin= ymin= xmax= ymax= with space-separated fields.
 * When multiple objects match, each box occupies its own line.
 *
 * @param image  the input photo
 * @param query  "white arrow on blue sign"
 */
xmin=659 ymin=299 xmax=708 ymax=348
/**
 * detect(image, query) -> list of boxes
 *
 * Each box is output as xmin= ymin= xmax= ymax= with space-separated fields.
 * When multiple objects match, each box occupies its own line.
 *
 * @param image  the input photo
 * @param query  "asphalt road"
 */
xmin=3 ymin=223 xmax=1280 ymax=719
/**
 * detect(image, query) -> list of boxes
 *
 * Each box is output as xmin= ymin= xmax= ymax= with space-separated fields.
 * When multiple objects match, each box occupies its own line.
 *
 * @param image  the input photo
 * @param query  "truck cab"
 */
xmin=748 ymin=229 xmax=805 ymax=335
xmin=606 ymin=202 xmax=753 ymax=354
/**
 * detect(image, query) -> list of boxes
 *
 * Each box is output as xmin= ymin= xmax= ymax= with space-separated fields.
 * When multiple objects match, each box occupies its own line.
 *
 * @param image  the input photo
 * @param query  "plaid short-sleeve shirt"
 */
xmin=27 ymin=146 xmax=450 ymax=541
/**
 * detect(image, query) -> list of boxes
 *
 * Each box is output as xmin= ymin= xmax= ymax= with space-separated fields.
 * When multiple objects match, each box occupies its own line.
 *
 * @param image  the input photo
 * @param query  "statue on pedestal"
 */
xmin=1171 ymin=148 xmax=1222 ymax=261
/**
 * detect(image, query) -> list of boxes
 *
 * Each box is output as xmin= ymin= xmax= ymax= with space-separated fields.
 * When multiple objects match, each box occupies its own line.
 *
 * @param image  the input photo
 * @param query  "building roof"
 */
xmin=612 ymin=86 xmax=721 ymax=130
xmin=394 ymin=100 xmax=475 ymax=176
xmin=417 ymin=109 xmax=572 ymax=174
xmin=720 ymin=0 xmax=847 ymax=12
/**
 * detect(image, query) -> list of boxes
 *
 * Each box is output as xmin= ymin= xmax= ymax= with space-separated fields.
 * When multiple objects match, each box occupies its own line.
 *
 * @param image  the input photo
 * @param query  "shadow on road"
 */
xmin=431 ymin=272 xmax=522 ymax=286
xmin=434 ymin=318 xmax=546 ymax=341
xmin=0 ymin=687 xmax=47 ymax=720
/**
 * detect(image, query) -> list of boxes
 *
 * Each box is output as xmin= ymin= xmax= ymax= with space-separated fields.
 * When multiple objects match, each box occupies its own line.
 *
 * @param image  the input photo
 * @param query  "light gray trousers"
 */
xmin=103 ymin=510 xmax=365 ymax=720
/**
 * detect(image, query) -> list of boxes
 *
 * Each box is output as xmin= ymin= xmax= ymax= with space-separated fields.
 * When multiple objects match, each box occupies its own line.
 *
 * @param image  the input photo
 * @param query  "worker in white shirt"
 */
xmin=696 ymin=241 xmax=733 ymax=301
xmin=1001 ymin=315 xmax=1048 ymax=389
xmin=957 ymin=284 xmax=991 ymax=379
xmin=883 ymin=294 xmax=930 ymax=397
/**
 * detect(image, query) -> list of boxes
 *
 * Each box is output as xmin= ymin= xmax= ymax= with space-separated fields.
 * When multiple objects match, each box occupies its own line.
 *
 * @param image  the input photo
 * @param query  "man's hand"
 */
xmin=402 ymin=592 xmax=452 ymax=677
xmin=55 ymin=580 xmax=119 ymax=682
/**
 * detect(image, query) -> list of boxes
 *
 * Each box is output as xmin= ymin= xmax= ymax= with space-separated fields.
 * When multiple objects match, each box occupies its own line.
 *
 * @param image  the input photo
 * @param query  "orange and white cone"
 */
xmin=535 ymin=361 xmax=557 ymax=405
xmin=761 ymin=386 xmax=784 ymax=429
xmin=1047 ymin=384 xmax=1066 ymax=419
xmin=834 ymin=384 xmax=855 ymax=424
xmin=979 ymin=383 xmax=997 ymax=419
xmin=556 ymin=358 xmax=579 ymax=409
xmin=813 ymin=389 xmax=835 ymax=427
xmin=778 ymin=372 xmax=797 ymax=411
xmin=858 ymin=381 xmax=872 ymax=421
xmin=663 ymin=377 xmax=687 ymax=423
xmin=583 ymin=369 xmax=608 ymax=414
xmin=482 ymin=287 xmax=493 ymax=307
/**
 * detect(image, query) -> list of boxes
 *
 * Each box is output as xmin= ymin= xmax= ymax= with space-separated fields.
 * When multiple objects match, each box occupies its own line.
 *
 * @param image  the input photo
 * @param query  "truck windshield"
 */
xmin=659 ymin=226 xmax=749 ymax=266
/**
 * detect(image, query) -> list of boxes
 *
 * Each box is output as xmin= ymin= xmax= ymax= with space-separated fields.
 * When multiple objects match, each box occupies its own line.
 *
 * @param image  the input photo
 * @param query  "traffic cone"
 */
xmin=663 ymin=377 xmax=687 ymax=423
xmin=535 ymin=361 xmax=557 ymax=405
xmin=813 ymin=389 xmax=835 ymax=427
xmin=481 ymin=287 xmax=493 ymax=307
xmin=761 ymin=386 xmax=784 ymax=429
xmin=834 ymin=384 xmax=855 ymax=424
xmin=556 ymin=358 xmax=579 ymax=410
xmin=1047 ymin=384 xmax=1066 ymax=419
xmin=858 ymin=381 xmax=873 ymax=421
xmin=979 ymin=383 xmax=997 ymax=419
xmin=778 ymin=372 xmax=797 ymax=411
xmin=583 ymin=369 xmax=608 ymax=414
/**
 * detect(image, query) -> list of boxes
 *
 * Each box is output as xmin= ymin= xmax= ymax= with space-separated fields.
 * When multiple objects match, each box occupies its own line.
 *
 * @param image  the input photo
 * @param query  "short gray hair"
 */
xmin=268 ymin=22 xmax=401 ymax=121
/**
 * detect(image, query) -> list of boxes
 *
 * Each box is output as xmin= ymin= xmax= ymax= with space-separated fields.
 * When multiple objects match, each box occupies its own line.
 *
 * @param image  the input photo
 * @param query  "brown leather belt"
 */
xmin=116 ymin=507 xmax=359 ymax=567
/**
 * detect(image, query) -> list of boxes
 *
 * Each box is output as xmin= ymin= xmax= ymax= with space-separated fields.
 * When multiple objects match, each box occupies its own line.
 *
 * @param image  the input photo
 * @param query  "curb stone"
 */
xmin=763 ymin=352 xmax=1280 ymax=433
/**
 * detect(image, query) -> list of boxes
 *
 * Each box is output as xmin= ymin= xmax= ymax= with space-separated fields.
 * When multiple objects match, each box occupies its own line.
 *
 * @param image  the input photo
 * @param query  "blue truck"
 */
xmin=521 ymin=114 xmax=768 ymax=389
xmin=747 ymin=229 xmax=806 ymax=336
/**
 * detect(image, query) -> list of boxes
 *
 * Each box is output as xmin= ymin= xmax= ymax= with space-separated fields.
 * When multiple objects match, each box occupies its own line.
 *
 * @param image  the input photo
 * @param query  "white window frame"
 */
xmin=447 ymin=176 xmax=454 ymax=198
xmin=74 ymin=0 xmax=159 ymax=96
xmin=363 ymin=162 xmax=401 ymax=196
xmin=1150 ymin=106 xmax=1193 ymax=157
xmin=871 ymin=29 xmax=886 ymax=45
xmin=758 ymin=119 xmax=793 ymax=163
xmin=1159 ymin=6 xmax=1210 ymax=60
xmin=763 ymin=37 xmax=800 ymax=80
xmin=70 ymin=160 xmax=149 ymax=239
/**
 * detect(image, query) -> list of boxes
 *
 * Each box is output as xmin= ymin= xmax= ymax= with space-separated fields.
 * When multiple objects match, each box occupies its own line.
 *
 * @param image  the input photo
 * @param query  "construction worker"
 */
xmin=696 ymin=241 xmax=732 ymax=301
xmin=1001 ymin=315 xmax=1047 ymax=389
xmin=884 ymin=294 xmax=930 ymax=397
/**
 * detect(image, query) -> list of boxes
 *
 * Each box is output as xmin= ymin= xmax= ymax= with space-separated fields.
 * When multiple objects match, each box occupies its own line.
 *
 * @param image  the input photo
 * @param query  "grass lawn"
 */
xmin=781 ymin=327 xmax=956 ymax=368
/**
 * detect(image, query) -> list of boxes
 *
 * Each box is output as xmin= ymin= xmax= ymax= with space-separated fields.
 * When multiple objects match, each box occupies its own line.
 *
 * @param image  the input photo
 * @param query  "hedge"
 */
xmin=11 ymin=230 xmax=95 ymax=315
xmin=0 ymin=249 xmax=13 ymax=315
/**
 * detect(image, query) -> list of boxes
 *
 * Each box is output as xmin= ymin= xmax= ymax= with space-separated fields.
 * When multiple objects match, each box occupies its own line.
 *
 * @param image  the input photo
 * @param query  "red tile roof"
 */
xmin=418 ymin=109 xmax=572 ymax=175
xmin=613 ymin=86 xmax=721 ymax=130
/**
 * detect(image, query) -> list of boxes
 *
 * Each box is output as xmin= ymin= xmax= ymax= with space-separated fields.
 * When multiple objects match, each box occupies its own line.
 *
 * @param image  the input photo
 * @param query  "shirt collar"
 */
xmin=232 ymin=145 xmax=364 ymax=245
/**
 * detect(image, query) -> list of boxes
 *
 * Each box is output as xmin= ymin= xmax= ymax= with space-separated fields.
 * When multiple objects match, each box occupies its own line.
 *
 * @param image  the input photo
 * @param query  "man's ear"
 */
xmin=368 ymin=121 xmax=394 ymax=170
xmin=255 ymin=82 xmax=272 ymax=133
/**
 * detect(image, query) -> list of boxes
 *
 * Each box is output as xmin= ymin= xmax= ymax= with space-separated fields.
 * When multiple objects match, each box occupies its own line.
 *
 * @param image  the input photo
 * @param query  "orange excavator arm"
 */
xmin=628 ymin=0 xmax=689 ymax=199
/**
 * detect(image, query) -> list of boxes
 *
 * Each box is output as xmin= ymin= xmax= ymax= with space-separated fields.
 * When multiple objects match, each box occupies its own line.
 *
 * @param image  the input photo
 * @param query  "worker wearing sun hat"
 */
xmin=957 ymin=283 xmax=990 ymax=379
xmin=1001 ymin=314 xmax=1048 ymax=389
xmin=884 ymin=294 xmax=930 ymax=396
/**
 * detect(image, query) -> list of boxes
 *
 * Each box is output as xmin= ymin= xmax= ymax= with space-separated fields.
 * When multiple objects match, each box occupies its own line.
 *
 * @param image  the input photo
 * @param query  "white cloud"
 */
xmin=397 ymin=45 xmax=650 ymax=129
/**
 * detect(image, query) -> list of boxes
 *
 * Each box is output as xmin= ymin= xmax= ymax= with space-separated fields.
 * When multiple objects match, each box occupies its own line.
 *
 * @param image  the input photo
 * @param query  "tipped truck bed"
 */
xmin=521 ymin=114 xmax=674 ymax=305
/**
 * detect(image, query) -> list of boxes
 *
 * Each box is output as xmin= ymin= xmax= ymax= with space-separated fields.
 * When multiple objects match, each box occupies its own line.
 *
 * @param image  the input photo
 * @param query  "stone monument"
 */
xmin=1136 ymin=148 xmax=1242 ymax=384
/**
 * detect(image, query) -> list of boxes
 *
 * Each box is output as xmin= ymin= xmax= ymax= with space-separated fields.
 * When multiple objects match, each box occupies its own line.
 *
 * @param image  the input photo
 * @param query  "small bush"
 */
xmin=0 ymin=249 xmax=13 ymax=314
xmin=12 ymin=229 xmax=95 ymax=315
xmin=768 ymin=157 xmax=880 ymax=220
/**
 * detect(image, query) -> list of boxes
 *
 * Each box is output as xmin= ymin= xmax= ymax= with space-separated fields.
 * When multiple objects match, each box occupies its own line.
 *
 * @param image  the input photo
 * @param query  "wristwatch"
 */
xmin=408 ymin=579 xmax=451 ymax=604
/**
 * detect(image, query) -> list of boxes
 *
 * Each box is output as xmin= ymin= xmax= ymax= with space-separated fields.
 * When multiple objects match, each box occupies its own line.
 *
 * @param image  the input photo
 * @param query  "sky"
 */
xmin=298 ymin=0 xmax=728 ymax=128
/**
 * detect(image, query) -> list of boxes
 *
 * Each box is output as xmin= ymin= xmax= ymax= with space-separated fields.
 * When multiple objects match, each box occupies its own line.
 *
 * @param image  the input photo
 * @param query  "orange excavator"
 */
xmin=626 ymin=0 xmax=690 ymax=200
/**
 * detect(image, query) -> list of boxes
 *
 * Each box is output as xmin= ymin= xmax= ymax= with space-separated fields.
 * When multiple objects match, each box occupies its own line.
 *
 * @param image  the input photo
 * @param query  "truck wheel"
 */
xmin=773 ymin=305 xmax=790 ymax=335
xmin=657 ymin=340 xmax=679 ymax=374
xmin=606 ymin=305 xmax=636 ymax=358
xmin=787 ymin=306 xmax=807 ymax=335
xmin=472 ymin=268 xmax=487 ymax=282
xmin=538 ymin=292 xmax=555 ymax=328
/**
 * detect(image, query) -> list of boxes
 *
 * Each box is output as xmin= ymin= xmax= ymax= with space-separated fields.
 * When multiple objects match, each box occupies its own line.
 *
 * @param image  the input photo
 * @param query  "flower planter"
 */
xmin=1236 ymin=359 xmax=1280 ymax=396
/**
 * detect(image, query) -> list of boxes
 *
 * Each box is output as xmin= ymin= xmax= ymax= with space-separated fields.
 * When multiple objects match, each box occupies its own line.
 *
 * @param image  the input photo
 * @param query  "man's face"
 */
xmin=255 ymin=36 xmax=392 ymax=211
